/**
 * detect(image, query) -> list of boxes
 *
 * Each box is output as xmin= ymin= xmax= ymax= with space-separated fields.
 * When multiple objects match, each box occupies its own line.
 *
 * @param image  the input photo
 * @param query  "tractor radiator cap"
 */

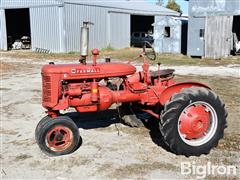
xmin=49 ymin=62 xmax=55 ymax=65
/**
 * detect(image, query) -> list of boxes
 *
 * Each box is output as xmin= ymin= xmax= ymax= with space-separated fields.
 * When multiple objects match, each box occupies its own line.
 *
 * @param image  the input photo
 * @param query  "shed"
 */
xmin=186 ymin=0 xmax=240 ymax=59
xmin=153 ymin=16 xmax=188 ymax=54
xmin=0 ymin=0 xmax=179 ymax=53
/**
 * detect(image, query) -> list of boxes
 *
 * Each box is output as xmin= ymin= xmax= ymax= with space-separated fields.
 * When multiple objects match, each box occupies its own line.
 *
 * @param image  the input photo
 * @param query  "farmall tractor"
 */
xmin=35 ymin=22 xmax=227 ymax=157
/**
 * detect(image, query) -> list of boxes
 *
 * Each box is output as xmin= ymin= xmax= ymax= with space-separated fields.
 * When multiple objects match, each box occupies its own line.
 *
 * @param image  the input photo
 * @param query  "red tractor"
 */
xmin=35 ymin=22 xmax=227 ymax=157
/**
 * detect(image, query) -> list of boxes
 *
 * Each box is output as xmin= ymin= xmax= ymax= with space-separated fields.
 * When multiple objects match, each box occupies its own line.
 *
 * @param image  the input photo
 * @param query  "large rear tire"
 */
xmin=160 ymin=87 xmax=227 ymax=156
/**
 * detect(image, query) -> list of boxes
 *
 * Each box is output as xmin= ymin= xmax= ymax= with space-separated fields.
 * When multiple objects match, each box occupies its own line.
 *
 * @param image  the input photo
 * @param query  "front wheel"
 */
xmin=160 ymin=87 xmax=227 ymax=157
xmin=35 ymin=115 xmax=51 ymax=144
xmin=36 ymin=116 xmax=81 ymax=156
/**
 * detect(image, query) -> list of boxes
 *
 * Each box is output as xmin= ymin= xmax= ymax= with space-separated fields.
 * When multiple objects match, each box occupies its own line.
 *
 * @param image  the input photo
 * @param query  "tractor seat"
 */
xmin=150 ymin=69 xmax=175 ymax=78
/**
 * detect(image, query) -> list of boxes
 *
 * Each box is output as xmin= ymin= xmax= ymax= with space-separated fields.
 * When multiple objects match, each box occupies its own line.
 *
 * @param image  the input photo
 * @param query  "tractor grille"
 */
xmin=42 ymin=75 xmax=52 ymax=103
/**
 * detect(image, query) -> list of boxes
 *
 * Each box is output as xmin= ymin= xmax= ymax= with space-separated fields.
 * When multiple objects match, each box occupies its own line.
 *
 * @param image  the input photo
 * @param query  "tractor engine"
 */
xmin=41 ymin=57 xmax=144 ymax=114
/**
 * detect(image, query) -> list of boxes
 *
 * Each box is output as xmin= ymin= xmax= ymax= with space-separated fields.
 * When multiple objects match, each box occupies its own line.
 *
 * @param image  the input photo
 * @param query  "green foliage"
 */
xmin=68 ymin=51 xmax=77 ymax=54
xmin=166 ymin=0 xmax=182 ymax=14
xmin=101 ymin=44 xmax=115 ymax=51
xmin=156 ymin=0 xmax=164 ymax=6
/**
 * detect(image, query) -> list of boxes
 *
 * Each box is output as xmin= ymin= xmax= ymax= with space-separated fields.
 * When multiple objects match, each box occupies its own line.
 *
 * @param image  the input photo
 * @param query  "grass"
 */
xmin=1 ymin=48 xmax=240 ymax=66
xmin=101 ymin=44 xmax=115 ymax=51
xmin=0 ymin=61 xmax=16 ymax=73
xmin=15 ymin=154 xmax=32 ymax=161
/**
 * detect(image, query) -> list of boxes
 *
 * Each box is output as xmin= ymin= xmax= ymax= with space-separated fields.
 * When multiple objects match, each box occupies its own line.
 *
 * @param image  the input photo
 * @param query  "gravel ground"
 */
xmin=1 ymin=55 xmax=239 ymax=179
xmin=1 ymin=56 xmax=240 ymax=77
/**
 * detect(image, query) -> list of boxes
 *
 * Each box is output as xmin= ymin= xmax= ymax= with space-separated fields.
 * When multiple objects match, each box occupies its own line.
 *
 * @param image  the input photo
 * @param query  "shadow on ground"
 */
xmin=65 ymin=109 xmax=120 ymax=130
xmin=65 ymin=109 xmax=171 ymax=153
xmin=143 ymin=117 xmax=172 ymax=153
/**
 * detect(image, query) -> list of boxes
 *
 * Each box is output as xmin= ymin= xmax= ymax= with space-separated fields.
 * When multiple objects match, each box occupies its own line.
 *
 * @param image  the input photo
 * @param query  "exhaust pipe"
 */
xmin=80 ymin=22 xmax=94 ymax=64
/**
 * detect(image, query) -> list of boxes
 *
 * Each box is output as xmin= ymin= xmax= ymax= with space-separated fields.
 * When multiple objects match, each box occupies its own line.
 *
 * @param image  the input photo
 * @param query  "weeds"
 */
xmin=1 ymin=48 xmax=240 ymax=66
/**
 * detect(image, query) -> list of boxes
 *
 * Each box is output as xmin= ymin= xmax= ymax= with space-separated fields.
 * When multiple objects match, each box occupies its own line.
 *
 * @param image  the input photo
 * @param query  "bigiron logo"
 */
xmin=181 ymin=161 xmax=237 ymax=179
xmin=71 ymin=68 xmax=100 ymax=74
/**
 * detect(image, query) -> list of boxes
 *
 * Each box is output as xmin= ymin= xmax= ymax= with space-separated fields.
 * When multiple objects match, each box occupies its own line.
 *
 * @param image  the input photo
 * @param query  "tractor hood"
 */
xmin=42 ymin=62 xmax=136 ymax=79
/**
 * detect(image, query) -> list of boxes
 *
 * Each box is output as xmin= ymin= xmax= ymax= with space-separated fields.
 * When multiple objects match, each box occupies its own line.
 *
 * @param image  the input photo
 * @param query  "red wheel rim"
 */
xmin=179 ymin=105 xmax=210 ymax=139
xmin=46 ymin=126 xmax=73 ymax=151
xmin=178 ymin=101 xmax=218 ymax=146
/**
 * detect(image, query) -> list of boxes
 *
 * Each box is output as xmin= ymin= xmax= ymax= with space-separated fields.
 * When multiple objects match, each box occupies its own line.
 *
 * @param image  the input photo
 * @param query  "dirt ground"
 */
xmin=1 ymin=54 xmax=239 ymax=179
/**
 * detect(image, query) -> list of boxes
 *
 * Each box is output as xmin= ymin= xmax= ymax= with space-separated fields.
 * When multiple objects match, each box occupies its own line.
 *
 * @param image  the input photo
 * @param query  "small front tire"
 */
xmin=36 ymin=116 xmax=81 ymax=156
xmin=35 ymin=115 xmax=51 ymax=143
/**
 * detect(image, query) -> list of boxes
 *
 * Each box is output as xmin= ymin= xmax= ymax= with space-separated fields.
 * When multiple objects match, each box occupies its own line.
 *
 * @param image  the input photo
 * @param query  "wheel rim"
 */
xmin=46 ymin=125 xmax=73 ymax=152
xmin=177 ymin=101 xmax=218 ymax=146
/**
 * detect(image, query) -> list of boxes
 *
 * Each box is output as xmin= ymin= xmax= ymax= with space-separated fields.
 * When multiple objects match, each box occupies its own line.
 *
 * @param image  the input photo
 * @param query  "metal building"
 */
xmin=0 ymin=0 xmax=179 ymax=53
xmin=187 ymin=0 xmax=240 ymax=59
xmin=153 ymin=16 xmax=188 ymax=54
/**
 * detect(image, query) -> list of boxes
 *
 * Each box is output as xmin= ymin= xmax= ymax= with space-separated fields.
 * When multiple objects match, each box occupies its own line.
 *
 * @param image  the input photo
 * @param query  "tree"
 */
xmin=166 ymin=0 xmax=182 ymax=14
xmin=156 ymin=0 xmax=164 ymax=6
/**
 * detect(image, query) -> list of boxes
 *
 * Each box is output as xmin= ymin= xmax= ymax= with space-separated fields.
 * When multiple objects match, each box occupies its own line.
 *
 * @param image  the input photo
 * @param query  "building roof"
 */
xmin=0 ymin=0 xmax=179 ymax=16
xmin=64 ymin=0 xmax=180 ymax=16
xmin=0 ymin=0 xmax=63 ymax=9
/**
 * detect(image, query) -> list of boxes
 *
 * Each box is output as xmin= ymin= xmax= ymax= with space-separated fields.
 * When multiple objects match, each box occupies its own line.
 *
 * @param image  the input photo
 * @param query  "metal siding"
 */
xmin=187 ymin=17 xmax=205 ymax=56
xmin=205 ymin=16 xmax=233 ymax=58
xmin=65 ymin=4 xmax=127 ymax=52
xmin=1 ymin=1 xmax=180 ymax=53
xmin=65 ymin=0 xmax=179 ymax=16
xmin=109 ymin=12 xmax=130 ymax=48
xmin=0 ymin=0 xmax=62 ymax=9
xmin=30 ymin=6 xmax=62 ymax=53
xmin=154 ymin=16 xmax=181 ymax=54
xmin=0 ymin=8 xmax=7 ymax=50
xmin=58 ymin=6 xmax=66 ymax=52
xmin=189 ymin=0 xmax=240 ymax=17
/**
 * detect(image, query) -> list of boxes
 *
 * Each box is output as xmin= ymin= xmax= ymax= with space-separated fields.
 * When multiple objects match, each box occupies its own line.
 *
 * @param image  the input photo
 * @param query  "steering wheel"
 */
xmin=143 ymin=41 xmax=156 ymax=61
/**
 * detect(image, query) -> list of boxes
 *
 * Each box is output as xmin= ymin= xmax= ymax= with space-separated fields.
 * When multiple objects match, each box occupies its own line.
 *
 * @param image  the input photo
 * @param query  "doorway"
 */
xmin=5 ymin=8 xmax=31 ymax=50
xmin=232 ymin=15 xmax=240 ymax=55
xmin=130 ymin=15 xmax=154 ymax=47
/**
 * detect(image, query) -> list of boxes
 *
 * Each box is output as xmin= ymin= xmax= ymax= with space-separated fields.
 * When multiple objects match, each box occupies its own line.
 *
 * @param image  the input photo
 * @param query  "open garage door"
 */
xmin=5 ymin=8 xmax=31 ymax=50
xmin=232 ymin=15 xmax=240 ymax=55
xmin=130 ymin=15 xmax=154 ymax=47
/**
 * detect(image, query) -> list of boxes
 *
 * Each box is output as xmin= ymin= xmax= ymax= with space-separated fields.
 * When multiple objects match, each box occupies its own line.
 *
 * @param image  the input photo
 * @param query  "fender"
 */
xmin=159 ymin=82 xmax=211 ymax=105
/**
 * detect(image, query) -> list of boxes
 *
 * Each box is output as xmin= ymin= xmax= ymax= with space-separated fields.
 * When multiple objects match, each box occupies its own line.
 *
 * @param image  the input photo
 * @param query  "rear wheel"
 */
xmin=160 ymin=87 xmax=227 ymax=156
xmin=36 ymin=116 xmax=81 ymax=156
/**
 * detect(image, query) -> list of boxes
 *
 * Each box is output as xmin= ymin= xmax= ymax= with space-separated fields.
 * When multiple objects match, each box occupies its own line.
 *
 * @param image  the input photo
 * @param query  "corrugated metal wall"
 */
xmin=154 ymin=16 xmax=181 ymax=54
xmin=205 ymin=16 xmax=233 ymax=58
xmin=64 ymin=4 xmax=131 ymax=52
xmin=0 ymin=2 xmax=136 ymax=52
xmin=109 ymin=12 xmax=130 ymax=48
xmin=188 ymin=0 xmax=239 ymax=58
xmin=64 ymin=0 xmax=179 ymax=16
xmin=30 ymin=6 xmax=63 ymax=53
xmin=0 ymin=9 xmax=7 ymax=50
xmin=0 ymin=0 xmax=62 ymax=9
xmin=189 ymin=0 xmax=240 ymax=16
xmin=187 ymin=17 xmax=205 ymax=57
xmin=1 ymin=1 xmax=177 ymax=53
xmin=0 ymin=0 xmax=63 ymax=52
xmin=65 ymin=4 xmax=108 ymax=52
